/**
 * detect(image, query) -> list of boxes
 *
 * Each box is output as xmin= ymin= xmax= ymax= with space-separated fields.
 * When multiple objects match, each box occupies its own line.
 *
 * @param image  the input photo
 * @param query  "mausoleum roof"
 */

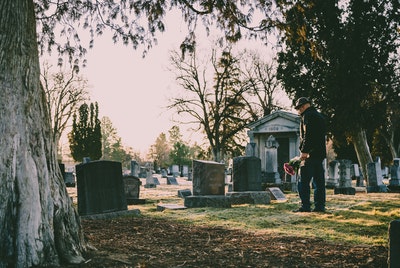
xmin=246 ymin=110 xmax=300 ymax=133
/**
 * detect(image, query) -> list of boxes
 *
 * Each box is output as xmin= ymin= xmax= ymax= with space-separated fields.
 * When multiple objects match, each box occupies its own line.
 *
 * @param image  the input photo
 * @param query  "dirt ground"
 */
xmin=62 ymin=179 xmax=388 ymax=268
xmin=58 ymin=216 xmax=387 ymax=268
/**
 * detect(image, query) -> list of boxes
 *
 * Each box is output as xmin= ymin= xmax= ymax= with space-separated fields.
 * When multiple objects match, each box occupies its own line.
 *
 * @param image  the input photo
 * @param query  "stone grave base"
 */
xmin=281 ymin=182 xmax=297 ymax=192
xmin=80 ymin=209 xmax=140 ymax=220
xmin=225 ymin=191 xmax=270 ymax=205
xmin=184 ymin=195 xmax=231 ymax=208
xmin=157 ymin=203 xmax=187 ymax=211
xmin=388 ymin=185 xmax=400 ymax=193
xmin=355 ymin=186 xmax=366 ymax=193
xmin=334 ymin=187 xmax=356 ymax=195
xmin=178 ymin=189 xmax=192 ymax=198
xmin=262 ymin=183 xmax=282 ymax=190
xmin=366 ymin=185 xmax=388 ymax=193
xmin=126 ymin=198 xmax=146 ymax=205
xmin=144 ymin=183 xmax=157 ymax=188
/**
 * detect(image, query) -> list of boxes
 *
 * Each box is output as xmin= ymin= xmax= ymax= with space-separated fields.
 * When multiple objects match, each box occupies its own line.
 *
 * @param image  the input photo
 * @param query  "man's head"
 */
xmin=295 ymin=97 xmax=311 ymax=114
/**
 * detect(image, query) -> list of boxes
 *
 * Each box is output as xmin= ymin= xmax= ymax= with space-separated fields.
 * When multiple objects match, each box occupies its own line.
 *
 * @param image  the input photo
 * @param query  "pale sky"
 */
xmin=45 ymin=12 xmax=287 ymax=158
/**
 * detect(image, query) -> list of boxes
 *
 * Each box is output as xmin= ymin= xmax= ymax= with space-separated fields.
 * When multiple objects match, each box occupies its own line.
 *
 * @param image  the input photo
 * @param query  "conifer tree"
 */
xmin=69 ymin=102 xmax=102 ymax=162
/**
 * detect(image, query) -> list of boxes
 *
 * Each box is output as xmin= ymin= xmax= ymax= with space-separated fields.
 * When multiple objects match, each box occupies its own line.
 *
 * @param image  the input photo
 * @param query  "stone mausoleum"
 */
xmin=246 ymin=110 xmax=300 ymax=183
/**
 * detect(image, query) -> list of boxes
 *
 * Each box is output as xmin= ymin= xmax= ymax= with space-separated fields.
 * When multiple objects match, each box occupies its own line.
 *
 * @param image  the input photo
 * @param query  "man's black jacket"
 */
xmin=299 ymin=106 xmax=327 ymax=160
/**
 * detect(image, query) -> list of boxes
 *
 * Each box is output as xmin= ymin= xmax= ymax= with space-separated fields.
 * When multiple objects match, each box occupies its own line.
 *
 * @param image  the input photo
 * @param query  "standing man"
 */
xmin=293 ymin=97 xmax=327 ymax=212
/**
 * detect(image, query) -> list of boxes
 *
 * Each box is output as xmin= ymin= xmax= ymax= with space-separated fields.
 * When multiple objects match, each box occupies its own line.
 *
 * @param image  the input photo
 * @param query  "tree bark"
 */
xmin=0 ymin=0 xmax=86 ymax=266
xmin=352 ymin=128 xmax=373 ymax=185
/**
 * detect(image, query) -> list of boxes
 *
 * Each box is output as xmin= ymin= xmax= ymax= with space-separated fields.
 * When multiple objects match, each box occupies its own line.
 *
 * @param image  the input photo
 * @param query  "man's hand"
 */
xmin=300 ymin=153 xmax=309 ymax=160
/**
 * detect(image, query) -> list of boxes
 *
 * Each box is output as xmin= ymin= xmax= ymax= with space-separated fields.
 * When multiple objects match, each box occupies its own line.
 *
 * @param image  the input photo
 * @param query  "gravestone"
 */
xmin=130 ymin=160 xmax=140 ymax=177
xmin=245 ymin=142 xmax=257 ymax=157
xmin=366 ymin=162 xmax=388 ymax=193
xmin=334 ymin=159 xmax=355 ymax=195
xmin=178 ymin=189 xmax=192 ymax=198
xmin=351 ymin=164 xmax=364 ymax=187
xmin=389 ymin=158 xmax=400 ymax=192
xmin=192 ymin=160 xmax=225 ymax=195
xmin=388 ymin=219 xmax=400 ymax=267
xmin=267 ymin=187 xmax=287 ymax=201
xmin=161 ymin=168 xmax=168 ymax=178
xmin=185 ymin=160 xmax=229 ymax=208
xmin=181 ymin=165 xmax=189 ymax=177
xmin=326 ymin=160 xmax=339 ymax=188
xmin=123 ymin=175 xmax=145 ymax=205
xmin=170 ymin=165 xmax=180 ymax=177
xmin=76 ymin=160 xmax=127 ymax=216
xmin=166 ymin=176 xmax=179 ymax=185
xmin=65 ymin=172 xmax=76 ymax=187
xmin=232 ymin=156 xmax=262 ymax=191
xmin=264 ymin=135 xmax=281 ymax=184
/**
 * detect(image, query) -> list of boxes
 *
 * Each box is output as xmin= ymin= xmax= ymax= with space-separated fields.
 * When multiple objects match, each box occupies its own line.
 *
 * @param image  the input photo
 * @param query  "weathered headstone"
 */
xmin=65 ymin=172 xmax=76 ymax=187
xmin=161 ymin=168 xmax=168 ymax=178
xmin=245 ymin=142 xmax=257 ymax=157
xmin=185 ymin=160 xmax=228 ymax=208
xmin=130 ymin=160 xmax=140 ymax=177
xmin=266 ymin=187 xmax=287 ymax=201
xmin=144 ymin=169 xmax=158 ymax=188
xmin=334 ymin=159 xmax=355 ymax=195
xmin=76 ymin=160 xmax=127 ymax=216
xmin=178 ymin=189 xmax=192 ymax=198
xmin=326 ymin=160 xmax=339 ymax=188
xmin=388 ymin=219 xmax=400 ymax=267
xmin=166 ymin=176 xmax=179 ymax=185
xmin=351 ymin=164 xmax=364 ymax=187
xmin=123 ymin=175 xmax=145 ymax=205
xmin=366 ymin=162 xmax=388 ymax=193
xmin=389 ymin=158 xmax=400 ymax=192
xmin=181 ymin=165 xmax=189 ymax=177
xmin=192 ymin=160 xmax=225 ymax=196
xmin=264 ymin=135 xmax=281 ymax=184
xmin=232 ymin=156 xmax=262 ymax=191
xmin=171 ymin=164 xmax=180 ymax=177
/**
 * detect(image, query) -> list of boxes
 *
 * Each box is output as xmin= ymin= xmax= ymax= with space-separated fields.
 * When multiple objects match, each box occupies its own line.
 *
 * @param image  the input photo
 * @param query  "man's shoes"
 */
xmin=292 ymin=207 xmax=311 ymax=212
xmin=312 ymin=208 xmax=326 ymax=213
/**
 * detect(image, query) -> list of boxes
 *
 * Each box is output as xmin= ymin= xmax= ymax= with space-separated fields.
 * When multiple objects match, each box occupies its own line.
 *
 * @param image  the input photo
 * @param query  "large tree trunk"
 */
xmin=352 ymin=128 xmax=373 ymax=185
xmin=0 ymin=0 xmax=86 ymax=266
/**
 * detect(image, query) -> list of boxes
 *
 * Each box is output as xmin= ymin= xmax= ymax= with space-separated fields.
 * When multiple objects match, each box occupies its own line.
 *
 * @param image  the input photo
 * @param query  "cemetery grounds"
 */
xmin=64 ymin=176 xmax=394 ymax=268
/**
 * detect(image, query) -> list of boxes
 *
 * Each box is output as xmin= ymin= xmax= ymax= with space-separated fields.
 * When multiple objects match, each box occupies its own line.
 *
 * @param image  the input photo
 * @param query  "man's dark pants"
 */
xmin=298 ymin=158 xmax=325 ymax=210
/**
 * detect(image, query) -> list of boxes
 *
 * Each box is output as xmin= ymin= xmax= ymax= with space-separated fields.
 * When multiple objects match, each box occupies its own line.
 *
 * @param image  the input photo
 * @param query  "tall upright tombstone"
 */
xmin=232 ymin=156 xmax=262 ymax=191
xmin=264 ymin=135 xmax=281 ymax=185
xmin=326 ymin=160 xmax=339 ymax=188
xmin=351 ymin=164 xmax=364 ymax=187
xmin=334 ymin=159 xmax=355 ymax=195
xmin=366 ymin=162 xmax=388 ymax=193
xmin=227 ymin=156 xmax=270 ymax=205
xmin=76 ymin=160 xmax=127 ymax=216
xmin=130 ymin=160 xmax=140 ymax=177
xmin=389 ymin=158 xmax=400 ymax=192
xmin=388 ymin=219 xmax=400 ymax=267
